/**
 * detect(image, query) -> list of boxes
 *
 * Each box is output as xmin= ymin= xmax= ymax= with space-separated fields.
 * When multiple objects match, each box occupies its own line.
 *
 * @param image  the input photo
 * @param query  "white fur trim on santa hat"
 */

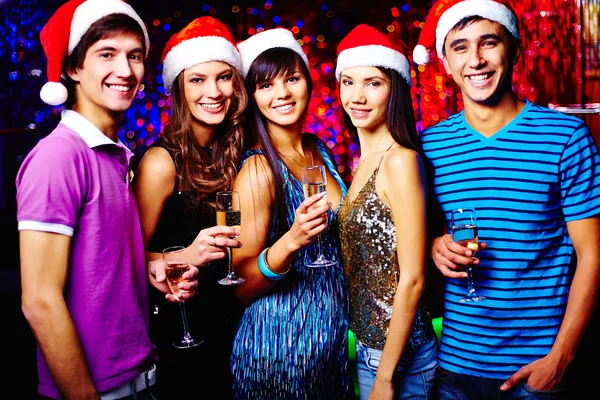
xmin=162 ymin=36 xmax=242 ymax=91
xmin=40 ymin=81 xmax=69 ymax=106
xmin=436 ymin=0 xmax=519 ymax=58
xmin=335 ymin=44 xmax=411 ymax=86
xmin=69 ymin=0 xmax=150 ymax=56
xmin=237 ymin=29 xmax=309 ymax=78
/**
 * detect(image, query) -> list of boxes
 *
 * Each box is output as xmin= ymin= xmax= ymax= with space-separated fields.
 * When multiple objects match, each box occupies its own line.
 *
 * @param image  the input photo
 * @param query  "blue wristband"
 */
xmin=257 ymin=247 xmax=289 ymax=281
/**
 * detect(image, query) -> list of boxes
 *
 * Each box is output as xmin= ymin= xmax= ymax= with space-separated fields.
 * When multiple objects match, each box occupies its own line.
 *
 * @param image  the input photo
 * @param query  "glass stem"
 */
xmin=178 ymin=302 xmax=190 ymax=337
xmin=316 ymin=233 xmax=324 ymax=257
xmin=227 ymin=247 xmax=234 ymax=276
xmin=466 ymin=266 xmax=476 ymax=295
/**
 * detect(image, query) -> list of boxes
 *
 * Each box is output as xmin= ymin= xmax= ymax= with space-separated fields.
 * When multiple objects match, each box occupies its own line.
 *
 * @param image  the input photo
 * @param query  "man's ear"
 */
xmin=67 ymin=67 xmax=80 ymax=83
xmin=442 ymin=57 xmax=451 ymax=75
xmin=512 ymin=43 xmax=522 ymax=65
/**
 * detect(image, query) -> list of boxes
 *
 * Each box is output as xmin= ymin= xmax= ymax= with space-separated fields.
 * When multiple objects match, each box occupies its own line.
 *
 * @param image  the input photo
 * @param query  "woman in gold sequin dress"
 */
xmin=336 ymin=25 xmax=438 ymax=400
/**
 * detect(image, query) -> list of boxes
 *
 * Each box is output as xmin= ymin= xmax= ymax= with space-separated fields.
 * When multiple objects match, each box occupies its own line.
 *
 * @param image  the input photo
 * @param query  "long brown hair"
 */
xmin=160 ymin=66 xmax=247 ymax=204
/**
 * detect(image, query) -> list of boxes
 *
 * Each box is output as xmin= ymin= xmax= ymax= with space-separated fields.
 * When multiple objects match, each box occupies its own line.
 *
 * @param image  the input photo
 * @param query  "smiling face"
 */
xmin=339 ymin=66 xmax=391 ymax=134
xmin=182 ymin=61 xmax=234 ymax=134
xmin=252 ymin=63 xmax=309 ymax=131
xmin=67 ymin=32 xmax=145 ymax=115
xmin=442 ymin=19 xmax=519 ymax=107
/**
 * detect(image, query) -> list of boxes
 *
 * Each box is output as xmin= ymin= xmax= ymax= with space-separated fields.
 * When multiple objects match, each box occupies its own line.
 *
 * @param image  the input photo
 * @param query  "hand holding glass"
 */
xmin=162 ymin=246 xmax=203 ymax=348
xmin=216 ymin=191 xmax=245 ymax=285
xmin=301 ymin=165 xmax=335 ymax=268
xmin=451 ymin=208 xmax=485 ymax=303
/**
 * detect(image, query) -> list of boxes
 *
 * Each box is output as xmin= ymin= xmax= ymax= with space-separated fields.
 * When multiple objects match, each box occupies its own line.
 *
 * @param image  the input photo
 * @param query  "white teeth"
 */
xmin=201 ymin=102 xmax=222 ymax=109
xmin=108 ymin=84 xmax=130 ymax=92
xmin=274 ymin=104 xmax=293 ymax=111
xmin=352 ymin=109 xmax=368 ymax=115
xmin=468 ymin=74 xmax=490 ymax=83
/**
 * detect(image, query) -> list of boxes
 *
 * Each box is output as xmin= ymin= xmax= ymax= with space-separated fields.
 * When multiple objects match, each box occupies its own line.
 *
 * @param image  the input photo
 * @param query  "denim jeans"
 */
xmin=438 ymin=367 xmax=566 ymax=400
xmin=117 ymin=387 xmax=158 ymax=400
xmin=356 ymin=338 xmax=438 ymax=400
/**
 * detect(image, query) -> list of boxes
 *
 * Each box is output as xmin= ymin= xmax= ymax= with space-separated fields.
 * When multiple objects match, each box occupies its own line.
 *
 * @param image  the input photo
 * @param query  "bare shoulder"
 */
xmin=236 ymin=152 xmax=274 ymax=189
xmin=136 ymin=146 xmax=176 ymax=182
xmin=381 ymin=147 xmax=424 ymax=178
xmin=133 ymin=146 xmax=176 ymax=197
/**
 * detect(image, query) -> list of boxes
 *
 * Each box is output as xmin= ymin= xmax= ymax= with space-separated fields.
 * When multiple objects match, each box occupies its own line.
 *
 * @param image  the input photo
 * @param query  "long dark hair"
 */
xmin=244 ymin=48 xmax=313 ymax=238
xmin=342 ymin=67 xmax=420 ymax=154
xmin=160 ymin=66 xmax=247 ymax=205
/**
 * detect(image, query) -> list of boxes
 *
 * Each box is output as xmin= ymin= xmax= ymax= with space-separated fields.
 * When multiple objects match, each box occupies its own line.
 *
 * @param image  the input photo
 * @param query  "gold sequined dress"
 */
xmin=338 ymin=162 xmax=434 ymax=350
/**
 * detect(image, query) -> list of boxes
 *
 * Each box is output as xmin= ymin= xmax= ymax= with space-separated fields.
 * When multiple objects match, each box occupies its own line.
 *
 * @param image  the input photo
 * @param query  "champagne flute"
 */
xmin=162 ymin=246 xmax=203 ymax=348
xmin=302 ymin=165 xmax=336 ymax=268
xmin=451 ymin=208 xmax=485 ymax=302
xmin=216 ymin=191 xmax=245 ymax=285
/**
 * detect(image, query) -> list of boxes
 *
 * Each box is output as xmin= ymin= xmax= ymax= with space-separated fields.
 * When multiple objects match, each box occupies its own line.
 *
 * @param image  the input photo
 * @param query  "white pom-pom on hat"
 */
xmin=40 ymin=81 xmax=69 ymax=106
xmin=412 ymin=44 xmax=430 ymax=66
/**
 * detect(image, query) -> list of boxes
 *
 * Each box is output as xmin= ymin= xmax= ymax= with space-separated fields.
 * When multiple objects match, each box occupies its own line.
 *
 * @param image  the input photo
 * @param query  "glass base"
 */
xmin=307 ymin=255 xmax=337 ymax=268
xmin=218 ymin=273 xmax=245 ymax=286
xmin=459 ymin=293 xmax=486 ymax=303
xmin=173 ymin=334 xmax=203 ymax=349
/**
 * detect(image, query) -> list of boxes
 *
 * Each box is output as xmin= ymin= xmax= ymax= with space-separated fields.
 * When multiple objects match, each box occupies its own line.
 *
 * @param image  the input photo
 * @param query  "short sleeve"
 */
xmin=560 ymin=123 xmax=600 ymax=221
xmin=16 ymin=135 xmax=89 ymax=236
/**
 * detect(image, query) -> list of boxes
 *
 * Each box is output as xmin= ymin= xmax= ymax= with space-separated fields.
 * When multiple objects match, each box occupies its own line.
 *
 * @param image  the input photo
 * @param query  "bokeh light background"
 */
xmin=1 ymin=0 xmax=599 ymax=182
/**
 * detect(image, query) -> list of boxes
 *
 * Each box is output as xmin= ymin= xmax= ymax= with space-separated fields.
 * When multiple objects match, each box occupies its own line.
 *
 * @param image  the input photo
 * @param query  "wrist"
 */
xmin=257 ymin=247 xmax=290 ymax=281
xmin=375 ymin=370 xmax=394 ymax=384
xmin=282 ymin=232 xmax=302 ymax=253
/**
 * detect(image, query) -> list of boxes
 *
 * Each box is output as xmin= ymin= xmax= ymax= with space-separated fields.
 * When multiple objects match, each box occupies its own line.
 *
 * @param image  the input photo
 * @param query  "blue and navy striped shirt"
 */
xmin=421 ymin=100 xmax=600 ymax=379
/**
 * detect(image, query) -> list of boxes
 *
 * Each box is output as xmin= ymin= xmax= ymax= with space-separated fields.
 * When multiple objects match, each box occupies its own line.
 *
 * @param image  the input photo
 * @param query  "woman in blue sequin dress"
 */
xmin=230 ymin=29 xmax=352 ymax=399
xmin=336 ymin=25 xmax=438 ymax=400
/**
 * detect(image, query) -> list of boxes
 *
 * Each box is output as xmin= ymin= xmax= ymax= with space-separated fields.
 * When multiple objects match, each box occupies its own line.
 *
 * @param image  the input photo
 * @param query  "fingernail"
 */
xmin=318 ymin=191 xmax=327 ymax=198
xmin=465 ymin=250 xmax=472 ymax=257
xmin=235 ymin=229 xmax=240 ymax=235
xmin=500 ymin=384 xmax=507 ymax=391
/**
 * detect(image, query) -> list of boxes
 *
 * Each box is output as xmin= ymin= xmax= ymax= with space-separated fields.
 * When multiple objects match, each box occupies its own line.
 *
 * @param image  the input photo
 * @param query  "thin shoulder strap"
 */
xmin=376 ymin=142 xmax=395 ymax=172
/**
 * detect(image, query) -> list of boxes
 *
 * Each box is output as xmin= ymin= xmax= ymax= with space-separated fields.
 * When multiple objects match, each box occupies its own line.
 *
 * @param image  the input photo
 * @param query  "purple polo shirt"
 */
xmin=16 ymin=110 xmax=156 ymax=398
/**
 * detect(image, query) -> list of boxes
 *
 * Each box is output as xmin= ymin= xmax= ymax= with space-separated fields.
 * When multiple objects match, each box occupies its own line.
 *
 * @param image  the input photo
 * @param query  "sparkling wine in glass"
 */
xmin=162 ymin=246 xmax=203 ymax=348
xmin=451 ymin=208 xmax=485 ymax=303
xmin=216 ymin=191 xmax=245 ymax=285
xmin=302 ymin=165 xmax=336 ymax=268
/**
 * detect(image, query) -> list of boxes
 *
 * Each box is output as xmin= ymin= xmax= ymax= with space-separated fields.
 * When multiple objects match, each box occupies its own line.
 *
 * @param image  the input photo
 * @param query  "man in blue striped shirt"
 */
xmin=413 ymin=1 xmax=600 ymax=399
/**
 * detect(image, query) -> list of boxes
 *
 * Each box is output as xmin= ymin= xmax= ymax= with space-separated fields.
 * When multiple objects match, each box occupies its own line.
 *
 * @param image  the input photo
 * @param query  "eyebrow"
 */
xmin=449 ymin=33 xmax=503 ymax=48
xmin=340 ymin=74 xmax=384 ymax=81
xmin=188 ymin=68 xmax=232 ymax=78
xmin=94 ymin=46 xmax=144 ymax=54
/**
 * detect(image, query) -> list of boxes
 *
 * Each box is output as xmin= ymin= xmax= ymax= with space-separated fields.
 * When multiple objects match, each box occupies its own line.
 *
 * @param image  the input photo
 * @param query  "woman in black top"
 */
xmin=133 ymin=17 xmax=247 ymax=398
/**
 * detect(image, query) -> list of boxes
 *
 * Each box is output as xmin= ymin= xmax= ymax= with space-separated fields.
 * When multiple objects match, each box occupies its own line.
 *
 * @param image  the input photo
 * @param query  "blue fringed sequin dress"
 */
xmin=231 ymin=135 xmax=352 ymax=399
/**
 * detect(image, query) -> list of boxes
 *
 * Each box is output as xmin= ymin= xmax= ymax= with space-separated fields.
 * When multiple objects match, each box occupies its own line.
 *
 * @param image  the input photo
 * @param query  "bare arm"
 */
xmin=132 ymin=147 xmax=204 ymax=301
xmin=20 ymin=230 xmax=100 ymax=399
xmin=369 ymin=150 xmax=428 ymax=399
xmin=233 ymin=155 xmax=329 ymax=304
xmin=501 ymin=216 xmax=600 ymax=391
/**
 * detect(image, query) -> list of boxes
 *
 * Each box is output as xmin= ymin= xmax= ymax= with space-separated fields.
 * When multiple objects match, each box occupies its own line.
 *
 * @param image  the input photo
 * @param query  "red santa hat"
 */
xmin=236 ymin=28 xmax=309 ymax=79
xmin=39 ymin=0 xmax=149 ymax=106
xmin=335 ymin=24 xmax=411 ymax=86
xmin=412 ymin=0 xmax=520 ymax=66
xmin=161 ymin=16 xmax=241 ymax=91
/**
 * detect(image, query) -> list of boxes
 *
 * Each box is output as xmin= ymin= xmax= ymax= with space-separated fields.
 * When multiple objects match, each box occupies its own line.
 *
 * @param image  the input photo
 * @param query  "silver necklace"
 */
xmin=280 ymin=149 xmax=315 ymax=168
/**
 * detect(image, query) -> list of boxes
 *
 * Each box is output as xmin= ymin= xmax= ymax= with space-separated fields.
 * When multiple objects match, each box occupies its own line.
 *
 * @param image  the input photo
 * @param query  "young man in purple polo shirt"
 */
xmin=16 ymin=1 xmax=198 ymax=398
